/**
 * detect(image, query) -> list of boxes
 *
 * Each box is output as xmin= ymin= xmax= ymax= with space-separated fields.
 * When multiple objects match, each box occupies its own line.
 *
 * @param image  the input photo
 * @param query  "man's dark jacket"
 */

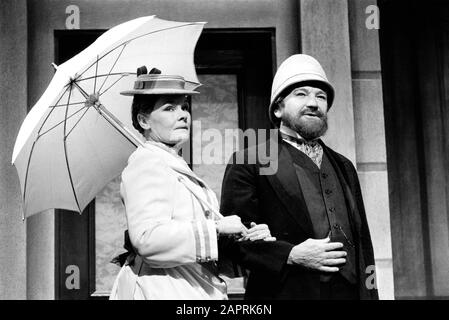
xmin=219 ymin=133 xmax=378 ymax=300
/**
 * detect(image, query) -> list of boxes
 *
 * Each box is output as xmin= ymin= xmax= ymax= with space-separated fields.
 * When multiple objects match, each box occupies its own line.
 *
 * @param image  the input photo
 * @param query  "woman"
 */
xmin=110 ymin=67 xmax=274 ymax=300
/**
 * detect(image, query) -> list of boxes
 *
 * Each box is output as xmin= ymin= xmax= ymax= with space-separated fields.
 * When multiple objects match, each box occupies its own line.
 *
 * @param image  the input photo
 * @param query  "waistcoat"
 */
xmin=286 ymin=143 xmax=357 ymax=284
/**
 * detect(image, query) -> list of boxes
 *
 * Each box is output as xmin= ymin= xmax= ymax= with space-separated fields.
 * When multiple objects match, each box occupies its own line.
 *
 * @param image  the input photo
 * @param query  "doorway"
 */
xmin=54 ymin=29 xmax=274 ymax=299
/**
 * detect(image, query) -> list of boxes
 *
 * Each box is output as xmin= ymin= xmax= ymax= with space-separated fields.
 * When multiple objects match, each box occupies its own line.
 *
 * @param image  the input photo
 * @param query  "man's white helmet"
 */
xmin=269 ymin=54 xmax=335 ymax=127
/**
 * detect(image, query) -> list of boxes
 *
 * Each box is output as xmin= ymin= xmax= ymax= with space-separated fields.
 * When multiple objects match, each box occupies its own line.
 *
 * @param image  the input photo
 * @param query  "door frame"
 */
xmin=54 ymin=28 xmax=275 ymax=300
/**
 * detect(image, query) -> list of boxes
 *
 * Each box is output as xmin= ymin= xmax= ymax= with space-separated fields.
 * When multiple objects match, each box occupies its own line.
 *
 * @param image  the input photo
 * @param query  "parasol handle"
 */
xmin=96 ymin=103 xmax=144 ymax=148
xmin=72 ymin=81 xmax=144 ymax=148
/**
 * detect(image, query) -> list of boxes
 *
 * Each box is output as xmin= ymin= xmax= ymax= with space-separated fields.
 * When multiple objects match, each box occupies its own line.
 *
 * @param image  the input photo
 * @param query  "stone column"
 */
xmin=348 ymin=0 xmax=394 ymax=299
xmin=299 ymin=0 xmax=356 ymax=164
xmin=0 ymin=0 xmax=28 ymax=300
xmin=299 ymin=0 xmax=395 ymax=299
xmin=25 ymin=0 xmax=57 ymax=300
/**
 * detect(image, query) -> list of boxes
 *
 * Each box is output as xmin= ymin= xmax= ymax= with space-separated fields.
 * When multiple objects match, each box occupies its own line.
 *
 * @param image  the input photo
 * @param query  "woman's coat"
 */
xmin=110 ymin=142 xmax=227 ymax=300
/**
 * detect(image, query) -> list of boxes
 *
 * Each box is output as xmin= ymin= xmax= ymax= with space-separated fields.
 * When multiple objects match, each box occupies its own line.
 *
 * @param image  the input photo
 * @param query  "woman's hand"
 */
xmin=215 ymin=215 xmax=247 ymax=236
xmin=241 ymin=222 xmax=276 ymax=242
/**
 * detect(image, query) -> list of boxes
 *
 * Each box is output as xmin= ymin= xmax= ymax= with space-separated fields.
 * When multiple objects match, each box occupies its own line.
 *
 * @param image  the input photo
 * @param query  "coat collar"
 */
xmin=263 ymin=133 xmax=315 ymax=236
xmin=142 ymin=141 xmax=208 ymax=187
xmin=141 ymin=141 xmax=219 ymax=213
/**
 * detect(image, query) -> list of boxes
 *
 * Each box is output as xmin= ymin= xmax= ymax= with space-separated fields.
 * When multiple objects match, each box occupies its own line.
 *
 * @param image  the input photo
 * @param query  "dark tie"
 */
xmin=281 ymin=133 xmax=324 ymax=168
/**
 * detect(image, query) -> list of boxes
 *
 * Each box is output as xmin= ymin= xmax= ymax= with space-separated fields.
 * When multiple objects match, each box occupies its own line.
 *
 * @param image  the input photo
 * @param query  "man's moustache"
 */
xmin=299 ymin=111 xmax=325 ymax=118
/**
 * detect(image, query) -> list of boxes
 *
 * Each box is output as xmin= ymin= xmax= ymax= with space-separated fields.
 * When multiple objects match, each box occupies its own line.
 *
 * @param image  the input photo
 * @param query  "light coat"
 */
xmin=110 ymin=142 xmax=227 ymax=300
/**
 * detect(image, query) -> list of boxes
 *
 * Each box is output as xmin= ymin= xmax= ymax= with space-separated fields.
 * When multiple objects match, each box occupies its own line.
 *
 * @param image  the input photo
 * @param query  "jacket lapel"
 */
xmin=142 ymin=142 xmax=215 ymax=208
xmin=143 ymin=141 xmax=209 ymax=186
xmin=264 ymin=135 xmax=314 ymax=237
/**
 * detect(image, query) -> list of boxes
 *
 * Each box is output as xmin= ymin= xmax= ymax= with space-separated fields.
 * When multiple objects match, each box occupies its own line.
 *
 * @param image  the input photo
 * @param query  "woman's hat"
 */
xmin=120 ymin=66 xmax=200 ymax=96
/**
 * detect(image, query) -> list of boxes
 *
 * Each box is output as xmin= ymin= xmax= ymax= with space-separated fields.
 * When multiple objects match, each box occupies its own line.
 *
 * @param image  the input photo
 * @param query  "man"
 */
xmin=220 ymin=54 xmax=378 ymax=300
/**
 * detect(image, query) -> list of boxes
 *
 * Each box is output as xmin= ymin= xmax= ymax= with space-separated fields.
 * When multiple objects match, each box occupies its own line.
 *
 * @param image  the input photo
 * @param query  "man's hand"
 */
xmin=287 ymin=237 xmax=346 ymax=272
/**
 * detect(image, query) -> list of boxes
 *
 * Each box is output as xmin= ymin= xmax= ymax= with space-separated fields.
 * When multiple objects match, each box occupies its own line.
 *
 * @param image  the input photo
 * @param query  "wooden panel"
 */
xmin=55 ymin=205 xmax=96 ymax=300
xmin=195 ymin=30 xmax=274 ymax=134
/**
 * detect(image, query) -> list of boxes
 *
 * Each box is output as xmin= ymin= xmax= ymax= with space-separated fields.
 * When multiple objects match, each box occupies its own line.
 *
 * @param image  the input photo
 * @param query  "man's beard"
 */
xmin=282 ymin=109 xmax=328 ymax=141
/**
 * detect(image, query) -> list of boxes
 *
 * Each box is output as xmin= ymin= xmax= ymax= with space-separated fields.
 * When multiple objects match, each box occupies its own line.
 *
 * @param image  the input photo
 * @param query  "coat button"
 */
xmin=321 ymin=173 xmax=328 ymax=179
xmin=325 ymin=189 xmax=332 ymax=195
xmin=329 ymin=207 xmax=335 ymax=213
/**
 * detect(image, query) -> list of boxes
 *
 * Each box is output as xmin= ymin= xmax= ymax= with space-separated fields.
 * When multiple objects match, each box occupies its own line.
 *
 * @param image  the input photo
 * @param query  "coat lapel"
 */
xmin=264 ymin=136 xmax=314 ymax=237
xmin=143 ymin=141 xmax=208 ymax=186
xmin=142 ymin=142 xmax=215 ymax=209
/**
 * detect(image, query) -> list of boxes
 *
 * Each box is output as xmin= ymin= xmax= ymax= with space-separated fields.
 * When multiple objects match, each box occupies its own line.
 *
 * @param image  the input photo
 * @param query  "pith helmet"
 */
xmin=268 ymin=54 xmax=335 ymax=127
